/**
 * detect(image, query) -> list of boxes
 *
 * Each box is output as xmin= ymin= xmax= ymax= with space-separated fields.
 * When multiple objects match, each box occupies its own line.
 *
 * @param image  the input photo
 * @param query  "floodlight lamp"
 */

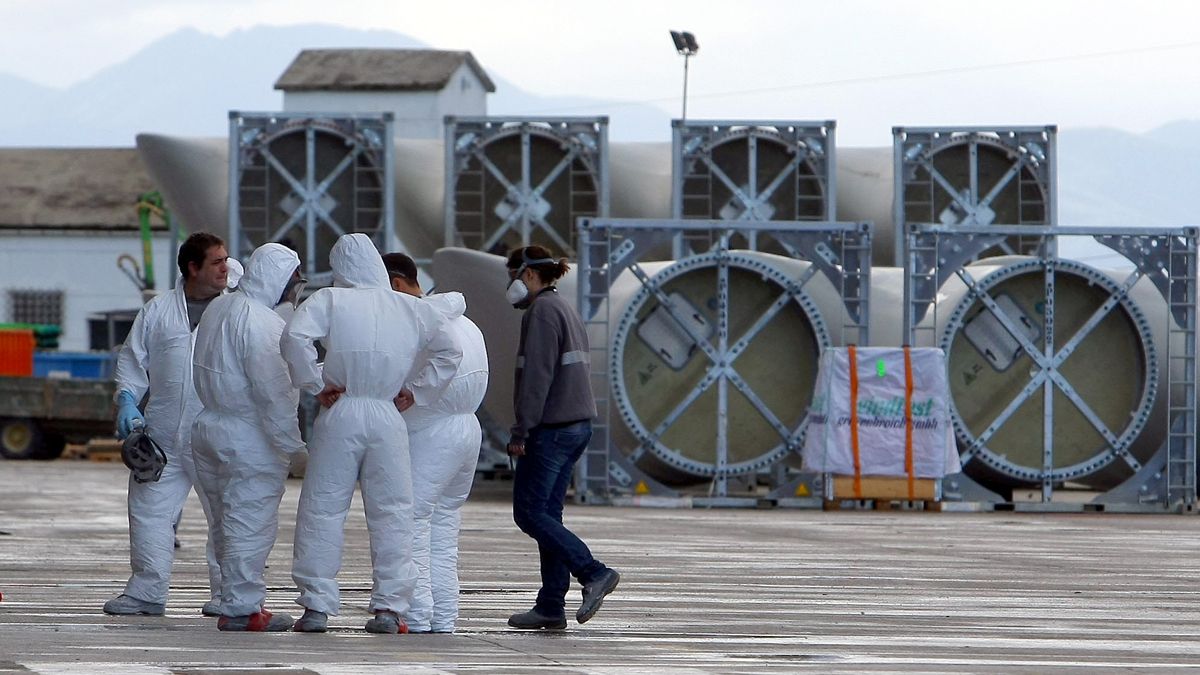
xmin=904 ymin=142 xmax=925 ymax=163
xmin=682 ymin=32 xmax=699 ymax=53
xmin=670 ymin=30 xmax=687 ymax=53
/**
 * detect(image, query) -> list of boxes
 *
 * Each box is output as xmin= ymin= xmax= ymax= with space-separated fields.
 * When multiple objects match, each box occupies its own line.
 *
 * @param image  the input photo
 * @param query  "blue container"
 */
xmin=33 ymin=351 xmax=115 ymax=380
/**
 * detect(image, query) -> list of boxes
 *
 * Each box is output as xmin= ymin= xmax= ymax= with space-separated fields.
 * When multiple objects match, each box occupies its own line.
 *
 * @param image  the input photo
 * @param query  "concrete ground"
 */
xmin=2 ymin=461 xmax=1200 ymax=674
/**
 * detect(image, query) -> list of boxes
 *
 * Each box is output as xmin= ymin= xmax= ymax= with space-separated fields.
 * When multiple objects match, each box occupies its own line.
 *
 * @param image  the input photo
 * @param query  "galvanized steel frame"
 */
xmin=443 ymin=116 xmax=609 ymax=256
xmin=577 ymin=217 xmax=871 ymax=505
xmin=904 ymin=224 xmax=1197 ymax=512
xmin=228 ymin=111 xmax=397 ymax=285
xmin=893 ymin=125 xmax=1056 ymax=266
xmin=672 ymin=119 xmax=837 ymax=256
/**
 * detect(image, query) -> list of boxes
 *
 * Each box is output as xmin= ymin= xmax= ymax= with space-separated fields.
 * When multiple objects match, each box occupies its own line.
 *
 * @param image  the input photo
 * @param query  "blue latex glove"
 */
xmin=116 ymin=390 xmax=145 ymax=440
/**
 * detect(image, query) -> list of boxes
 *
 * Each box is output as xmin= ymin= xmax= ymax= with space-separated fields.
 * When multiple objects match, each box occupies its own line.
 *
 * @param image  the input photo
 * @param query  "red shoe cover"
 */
xmin=247 ymin=610 xmax=273 ymax=631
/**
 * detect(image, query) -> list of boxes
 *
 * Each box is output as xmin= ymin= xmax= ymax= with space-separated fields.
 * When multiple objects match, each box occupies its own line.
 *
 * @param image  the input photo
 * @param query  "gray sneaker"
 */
xmin=576 ymin=568 xmax=620 ymax=624
xmin=292 ymin=608 xmax=328 ymax=633
xmin=365 ymin=610 xmax=408 ymax=634
xmin=103 ymin=594 xmax=165 ymax=616
xmin=217 ymin=609 xmax=294 ymax=632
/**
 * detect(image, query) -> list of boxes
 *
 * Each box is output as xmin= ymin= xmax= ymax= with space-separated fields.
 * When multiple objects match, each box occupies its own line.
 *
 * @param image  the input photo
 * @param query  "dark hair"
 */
xmin=506 ymin=245 xmax=570 ymax=284
xmin=381 ymin=252 xmax=419 ymax=282
xmin=177 ymin=232 xmax=226 ymax=279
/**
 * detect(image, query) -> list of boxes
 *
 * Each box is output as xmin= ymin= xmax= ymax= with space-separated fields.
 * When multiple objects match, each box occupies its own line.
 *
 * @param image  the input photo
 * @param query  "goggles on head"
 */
xmin=508 ymin=250 xmax=556 ymax=282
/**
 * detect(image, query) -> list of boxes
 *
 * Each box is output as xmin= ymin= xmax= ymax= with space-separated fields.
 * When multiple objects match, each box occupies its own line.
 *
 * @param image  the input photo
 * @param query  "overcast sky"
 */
xmin=2 ymin=0 xmax=1199 ymax=146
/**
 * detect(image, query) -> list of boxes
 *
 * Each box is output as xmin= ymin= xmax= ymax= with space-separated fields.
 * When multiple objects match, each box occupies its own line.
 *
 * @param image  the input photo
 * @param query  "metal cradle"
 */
xmin=905 ymin=224 xmax=1197 ymax=512
xmin=576 ymin=218 xmax=871 ymax=506
xmin=228 ymin=111 xmax=397 ymax=285
xmin=672 ymin=120 xmax=836 ymax=256
xmin=892 ymin=126 xmax=1056 ymax=266
xmin=444 ymin=116 xmax=609 ymax=256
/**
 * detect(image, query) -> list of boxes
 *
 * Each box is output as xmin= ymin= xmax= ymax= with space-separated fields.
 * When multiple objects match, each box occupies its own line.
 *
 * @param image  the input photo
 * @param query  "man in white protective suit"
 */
xmin=191 ymin=243 xmax=309 ymax=631
xmin=282 ymin=233 xmax=462 ymax=635
xmin=105 ymin=232 xmax=229 ymax=617
xmin=383 ymin=252 xmax=489 ymax=634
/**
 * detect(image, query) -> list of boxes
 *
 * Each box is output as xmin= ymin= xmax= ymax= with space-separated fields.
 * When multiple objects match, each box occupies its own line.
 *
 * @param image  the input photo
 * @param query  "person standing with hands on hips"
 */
xmin=504 ymin=246 xmax=620 ymax=630
xmin=282 ymin=234 xmax=461 ymax=635
xmin=384 ymin=251 xmax=489 ymax=634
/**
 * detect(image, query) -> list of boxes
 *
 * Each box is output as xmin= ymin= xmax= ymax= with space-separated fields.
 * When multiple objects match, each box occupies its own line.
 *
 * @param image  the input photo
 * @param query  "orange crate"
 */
xmin=0 ymin=329 xmax=35 ymax=376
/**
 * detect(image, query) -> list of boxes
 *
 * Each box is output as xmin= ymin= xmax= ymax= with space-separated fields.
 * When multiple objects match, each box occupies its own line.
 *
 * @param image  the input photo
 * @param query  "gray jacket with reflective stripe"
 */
xmin=511 ymin=286 xmax=597 ymax=442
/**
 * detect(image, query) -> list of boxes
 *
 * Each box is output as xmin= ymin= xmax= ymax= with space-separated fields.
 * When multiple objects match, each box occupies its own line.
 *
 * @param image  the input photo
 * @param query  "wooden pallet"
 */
xmin=822 ymin=475 xmax=942 ymax=511
xmin=85 ymin=439 xmax=123 ymax=463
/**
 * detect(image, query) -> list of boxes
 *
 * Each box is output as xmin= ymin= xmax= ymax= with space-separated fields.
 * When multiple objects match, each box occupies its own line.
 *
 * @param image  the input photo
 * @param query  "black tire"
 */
xmin=33 ymin=432 xmax=67 ymax=460
xmin=0 ymin=417 xmax=44 ymax=460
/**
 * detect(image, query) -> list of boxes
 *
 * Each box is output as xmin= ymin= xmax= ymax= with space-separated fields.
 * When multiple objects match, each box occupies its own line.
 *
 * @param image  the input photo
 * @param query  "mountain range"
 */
xmin=0 ymin=23 xmax=1197 ymax=234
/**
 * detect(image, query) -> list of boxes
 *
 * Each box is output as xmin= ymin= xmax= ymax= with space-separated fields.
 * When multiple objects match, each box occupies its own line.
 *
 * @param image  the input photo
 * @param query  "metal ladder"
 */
xmin=678 ymin=151 xmax=715 ymax=254
xmin=906 ymin=159 xmax=936 ymax=227
xmin=568 ymin=161 xmax=599 ymax=254
xmin=575 ymin=222 xmax=614 ymax=502
xmin=1165 ymin=233 xmax=1197 ymax=508
xmin=840 ymin=229 xmax=872 ymax=346
xmin=453 ymin=162 xmax=486 ymax=250
xmin=904 ymin=230 xmax=941 ymax=349
xmin=236 ymin=160 xmax=270 ymax=248
xmin=353 ymin=150 xmax=383 ymax=233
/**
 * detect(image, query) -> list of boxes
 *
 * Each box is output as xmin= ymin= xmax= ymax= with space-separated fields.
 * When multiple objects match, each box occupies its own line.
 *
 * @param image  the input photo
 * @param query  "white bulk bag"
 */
xmin=802 ymin=346 xmax=961 ymax=478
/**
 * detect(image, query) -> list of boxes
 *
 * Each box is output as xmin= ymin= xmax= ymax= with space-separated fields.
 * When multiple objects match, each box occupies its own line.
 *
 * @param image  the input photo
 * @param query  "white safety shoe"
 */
xmin=103 ymin=594 xmax=165 ymax=616
xmin=201 ymin=600 xmax=221 ymax=617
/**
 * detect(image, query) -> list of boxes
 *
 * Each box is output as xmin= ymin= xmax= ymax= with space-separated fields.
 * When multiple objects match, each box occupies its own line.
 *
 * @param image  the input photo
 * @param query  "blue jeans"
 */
xmin=512 ymin=420 xmax=606 ymax=615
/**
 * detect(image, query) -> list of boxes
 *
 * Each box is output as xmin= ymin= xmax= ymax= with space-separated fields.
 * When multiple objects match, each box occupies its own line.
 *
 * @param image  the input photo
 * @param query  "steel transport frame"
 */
xmin=575 ymin=217 xmax=870 ymax=506
xmin=444 ymin=116 xmax=609 ymax=256
xmin=671 ymin=119 xmax=836 ymax=257
xmin=905 ymin=223 xmax=1197 ymax=512
xmin=228 ymin=111 xmax=398 ymax=286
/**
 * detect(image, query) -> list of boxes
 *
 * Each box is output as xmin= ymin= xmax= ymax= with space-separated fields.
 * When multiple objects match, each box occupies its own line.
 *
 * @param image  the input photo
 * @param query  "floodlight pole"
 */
xmin=670 ymin=30 xmax=699 ymax=122
xmin=681 ymin=52 xmax=691 ymax=121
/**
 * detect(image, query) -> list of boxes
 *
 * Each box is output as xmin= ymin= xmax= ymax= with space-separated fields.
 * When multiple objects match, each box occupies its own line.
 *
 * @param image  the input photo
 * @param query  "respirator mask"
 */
xmin=279 ymin=269 xmax=308 ymax=310
xmin=506 ymin=251 xmax=556 ymax=308
xmin=122 ymin=426 xmax=167 ymax=484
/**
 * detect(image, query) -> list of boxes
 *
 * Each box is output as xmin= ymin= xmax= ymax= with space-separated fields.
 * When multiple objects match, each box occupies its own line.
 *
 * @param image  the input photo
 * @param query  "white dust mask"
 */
xmin=506 ymin=278 xmax=529 ymax=305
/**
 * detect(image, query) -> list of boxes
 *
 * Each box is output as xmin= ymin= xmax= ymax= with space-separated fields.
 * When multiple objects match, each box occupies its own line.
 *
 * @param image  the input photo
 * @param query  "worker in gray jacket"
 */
xmin=503 ymin=245 xmax=620 ymax=631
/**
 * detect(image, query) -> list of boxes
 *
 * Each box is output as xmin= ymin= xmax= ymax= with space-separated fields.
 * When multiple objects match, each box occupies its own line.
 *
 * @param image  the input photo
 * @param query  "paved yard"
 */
xmin=2 ymin=461 xmax=1200 ymax=673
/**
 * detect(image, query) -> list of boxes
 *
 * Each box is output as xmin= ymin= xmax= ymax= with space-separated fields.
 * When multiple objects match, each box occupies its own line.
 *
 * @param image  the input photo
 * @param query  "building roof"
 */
xmin=0 ymin=148 xmax=160 ymax=231
xmin=275 ymin=49 xmax=497 ymax=93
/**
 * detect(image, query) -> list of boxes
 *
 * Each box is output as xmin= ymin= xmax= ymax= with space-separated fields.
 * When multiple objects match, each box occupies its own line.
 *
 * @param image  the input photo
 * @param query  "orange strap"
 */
xmin=903 ymin=346 xmax=915 ymax=500
xmin=848 ymin=346 xmax=862 ymax=498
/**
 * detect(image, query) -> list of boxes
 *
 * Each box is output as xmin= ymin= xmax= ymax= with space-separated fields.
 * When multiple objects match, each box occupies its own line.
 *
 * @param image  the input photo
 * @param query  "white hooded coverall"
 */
xmin=113 ymin=278 xmax=222 ymax=606
xmin=281 ymin=233 xmax=462 ymax=617
xmin=402 ymin=292 xmax=488 ymax=633
xmin=191 ymin=243 xmax=307 ymax=618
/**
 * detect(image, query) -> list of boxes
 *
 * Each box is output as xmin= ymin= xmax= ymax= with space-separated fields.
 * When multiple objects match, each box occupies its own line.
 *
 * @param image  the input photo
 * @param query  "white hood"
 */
xmin=239 ymin=243 xmax=300 ymax=308
xmin=225 ymin=257 xmax=244 ymax=289
xmin=331 ymin=233 xmax=388 ymax=289
xmin=423 ymin=291 xmax=467 ymax=321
